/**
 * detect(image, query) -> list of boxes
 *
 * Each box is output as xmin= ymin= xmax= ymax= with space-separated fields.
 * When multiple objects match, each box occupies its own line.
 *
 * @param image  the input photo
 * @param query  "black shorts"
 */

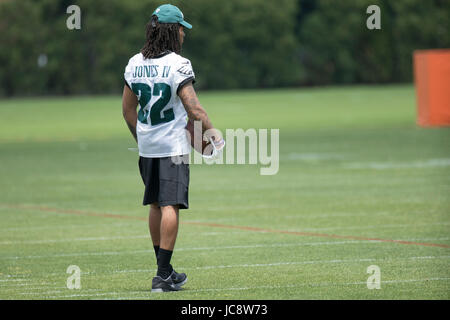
xmin=138 ymin=156 xmax=189 ymax=209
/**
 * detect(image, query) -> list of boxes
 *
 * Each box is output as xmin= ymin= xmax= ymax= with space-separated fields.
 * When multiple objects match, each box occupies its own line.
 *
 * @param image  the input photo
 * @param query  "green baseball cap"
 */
xmin=153 ymin=4 xmax=192 ymax=29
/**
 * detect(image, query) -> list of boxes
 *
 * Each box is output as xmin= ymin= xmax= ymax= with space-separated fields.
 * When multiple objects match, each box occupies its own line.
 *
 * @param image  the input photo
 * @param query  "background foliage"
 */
xmin=0 ymin=0 xmax=449 ymax=96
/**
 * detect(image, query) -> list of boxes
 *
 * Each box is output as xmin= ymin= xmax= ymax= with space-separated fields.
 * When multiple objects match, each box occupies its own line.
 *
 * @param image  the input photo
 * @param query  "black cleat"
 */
xmin=171 ymin=270 xmax=188 ymax=287
xmin=151 ymin=275 xmax=181 ymax=292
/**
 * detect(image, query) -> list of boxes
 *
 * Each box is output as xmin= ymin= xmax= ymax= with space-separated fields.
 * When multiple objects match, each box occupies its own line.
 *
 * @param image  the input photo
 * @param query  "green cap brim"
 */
xmin=180 ymin=20 xmax=192 ymax=29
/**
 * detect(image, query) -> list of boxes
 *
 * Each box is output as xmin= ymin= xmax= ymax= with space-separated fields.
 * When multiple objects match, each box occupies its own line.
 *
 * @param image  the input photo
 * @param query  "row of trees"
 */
xmin=0 ymin=0 xmax=448 ymax=96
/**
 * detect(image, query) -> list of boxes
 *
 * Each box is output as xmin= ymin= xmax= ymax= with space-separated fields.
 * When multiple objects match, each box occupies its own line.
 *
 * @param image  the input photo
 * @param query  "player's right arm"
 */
xmin=178 ymin=82 xmax=223 ymax=144
xmin=122 ymin=84 xmax=138 ymax=143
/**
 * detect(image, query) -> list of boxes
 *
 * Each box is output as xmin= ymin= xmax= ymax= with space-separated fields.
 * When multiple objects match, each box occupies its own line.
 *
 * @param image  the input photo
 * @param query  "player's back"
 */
xmin=124 ymin=51 xmax=195 ymax=157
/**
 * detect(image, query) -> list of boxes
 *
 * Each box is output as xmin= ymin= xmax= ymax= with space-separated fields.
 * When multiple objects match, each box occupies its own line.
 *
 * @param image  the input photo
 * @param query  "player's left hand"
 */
xmin=202 ymin=137 xmax=225 ymax=160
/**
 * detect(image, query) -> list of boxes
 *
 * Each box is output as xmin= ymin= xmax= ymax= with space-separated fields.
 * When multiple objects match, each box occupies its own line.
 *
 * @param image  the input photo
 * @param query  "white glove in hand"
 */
xmin=202 ymin=137 xmax=225 ymax=160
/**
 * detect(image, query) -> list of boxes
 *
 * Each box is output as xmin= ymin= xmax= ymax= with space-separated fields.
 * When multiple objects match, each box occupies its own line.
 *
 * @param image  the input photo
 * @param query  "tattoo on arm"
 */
xmin=178 ymin=83 xmax=214 ymax=131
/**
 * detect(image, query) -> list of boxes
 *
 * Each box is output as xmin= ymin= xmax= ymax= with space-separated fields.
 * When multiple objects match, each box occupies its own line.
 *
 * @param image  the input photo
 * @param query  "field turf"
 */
xmin=0 ymin=85 xmax=449 ymax=300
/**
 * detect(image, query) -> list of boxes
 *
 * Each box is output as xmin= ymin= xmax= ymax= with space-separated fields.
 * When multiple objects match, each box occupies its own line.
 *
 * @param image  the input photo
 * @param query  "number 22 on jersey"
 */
xmin=131 ymin=82 xmax=174 ymax=126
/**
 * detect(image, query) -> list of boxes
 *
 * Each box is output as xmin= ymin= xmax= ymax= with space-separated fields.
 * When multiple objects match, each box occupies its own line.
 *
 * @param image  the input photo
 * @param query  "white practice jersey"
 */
xmin=124 ymin=51 xmax=195 ymax=157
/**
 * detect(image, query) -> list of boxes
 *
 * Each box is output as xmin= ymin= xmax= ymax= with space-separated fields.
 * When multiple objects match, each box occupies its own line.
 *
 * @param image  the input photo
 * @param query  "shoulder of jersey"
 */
xmin=124 ymin=53 xmax=144 ymax=70
xmin=128 ymin=52 xmax=145 ymax=64
xmin=172 ymin=54 xmax=193 ymax=76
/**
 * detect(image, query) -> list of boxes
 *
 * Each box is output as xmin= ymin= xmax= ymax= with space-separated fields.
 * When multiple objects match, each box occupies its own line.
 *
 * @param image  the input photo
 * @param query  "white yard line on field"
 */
xmin=344 ymin=158 xmax=450 ymax=170
xmin=0 ymin=232 xmax=248 ymax=244
xmin=4 ymin=254 xmax=449 ymax=287
xmin=177 ymin=241 xmax=366 ymax=251
xmin=181 ymin=255 xmax=450 ymax=271
xmin=104 ymin=254 xmax=450 ymax=275
xmin=283 ymin=211 xmax=446 ymax=219
xmin=0 ymin=249 xmax=152 ymax=260
xmin=296 ymin=222 xmax=450 ymax=232
xmin=1 ymin=286 xmax=67 ymax=291
xmin=3 ymin=222 xmax=448 ymax=247
xmin=0 ymin=240 xmax=386 ymax=260
xmin=4 ymin=256 xmax=449 ymax=297
xmin=177 ymin=277 xmax=450 ymax=293
xmin=0 ymin=235 xmax=148 ymax=245
xmin=0 ymin=221 xmax=140 ymax=232
xmin=285 ymin=153 xmax=346 ymax=161
xmin=2 ymin=237 xmax=450 ymax=261
xmin=19 ymin=290 xmax=72 ymax=295
xmin=399 ymin=237 xmax=450 ymax=241
xmin=182 ymin=220 xmax=450 ymax=232
xmin=27 ymin=277 xmax=450 ymax=299
xmin=193 ymin=231 xmax=247 ymax=235
xmin=33 ymin=254 xmax=450 ymax=277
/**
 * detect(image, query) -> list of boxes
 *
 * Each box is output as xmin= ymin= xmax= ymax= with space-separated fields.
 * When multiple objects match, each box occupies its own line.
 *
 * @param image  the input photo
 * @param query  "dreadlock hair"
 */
xmin=141 ymin=15 xmax=182 ymax=59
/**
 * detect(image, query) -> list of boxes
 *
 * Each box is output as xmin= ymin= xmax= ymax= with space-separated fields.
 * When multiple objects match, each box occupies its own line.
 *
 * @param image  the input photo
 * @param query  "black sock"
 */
xmin=153 ymin=245 xmax=160 ymax=260
xmin=157 ymin=248 xmax=174 ymax=279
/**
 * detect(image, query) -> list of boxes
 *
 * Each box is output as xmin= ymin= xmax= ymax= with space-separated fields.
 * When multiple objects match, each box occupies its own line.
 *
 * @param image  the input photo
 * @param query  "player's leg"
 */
xmin=149 ymin=202 xmax=161 ymax=260
xmin=151 ymin=204 xmax=186 ymax=292
xmin=159 ymin=204 xmax=179 ymax=250
xmin=151 ymin=157 xmax=189 ymax=291
xmin=157 ymin=204 xmax=179 ymax=279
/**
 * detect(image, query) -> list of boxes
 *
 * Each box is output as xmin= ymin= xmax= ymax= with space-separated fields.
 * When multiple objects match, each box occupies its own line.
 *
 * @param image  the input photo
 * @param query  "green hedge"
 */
xmin=0 ymin=0 xmax=448 ymax=96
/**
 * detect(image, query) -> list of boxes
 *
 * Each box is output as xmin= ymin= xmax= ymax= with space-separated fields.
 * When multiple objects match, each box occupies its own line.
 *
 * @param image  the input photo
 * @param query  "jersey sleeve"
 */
xmin=174 ymin=58 xmax=196 ymax=94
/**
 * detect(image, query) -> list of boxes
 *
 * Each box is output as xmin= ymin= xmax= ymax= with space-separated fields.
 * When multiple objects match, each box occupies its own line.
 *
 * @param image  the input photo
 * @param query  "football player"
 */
xmin=122 ymin=4 xmax=224 ymax=292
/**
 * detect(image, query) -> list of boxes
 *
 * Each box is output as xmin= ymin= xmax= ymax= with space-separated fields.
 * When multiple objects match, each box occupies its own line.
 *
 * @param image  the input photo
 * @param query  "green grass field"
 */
xmin=0 ymin=85 xmax=449 ymax=300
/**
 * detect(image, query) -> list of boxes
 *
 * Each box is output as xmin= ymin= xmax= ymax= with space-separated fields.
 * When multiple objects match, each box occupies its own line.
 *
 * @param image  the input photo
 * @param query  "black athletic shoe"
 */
xmin=151 ymin=275 xmax=181 ymax=292
xmin=171 ymin=270 xmax=187 ymax=286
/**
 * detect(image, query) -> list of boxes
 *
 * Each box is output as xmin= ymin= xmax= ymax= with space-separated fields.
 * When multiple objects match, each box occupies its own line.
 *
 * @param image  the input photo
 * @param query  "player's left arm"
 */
xmin=122 ymin=84 xmax=138 ymax=143
xmin=178 ymin=82 xmax=222 ymax=143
